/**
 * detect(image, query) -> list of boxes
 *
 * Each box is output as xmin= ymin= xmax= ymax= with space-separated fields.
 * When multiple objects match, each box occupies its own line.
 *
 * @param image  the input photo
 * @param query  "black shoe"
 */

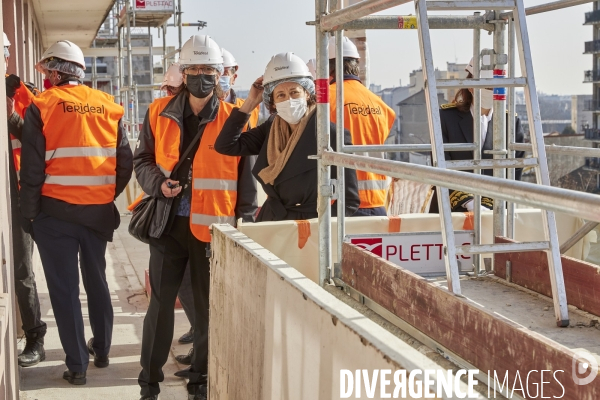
xmin=63 ymin=369 xmax=86 ymax=385
xmin=18 ymin=332 xmax=46 ymax=367
xmin=175 ymin=366 xmax=190 ymax=378
xmin=87 ymin=338 xmax=109 ymax=368
xmin=139 ymin=396 xmax=158 ymax=400
xmin=175 ymin=347 xmax=193 ymax=365
xmin=188 ymin=385 xmax=207 ymax=400
xmin=178 ymin=327 xmax=194 ymax=344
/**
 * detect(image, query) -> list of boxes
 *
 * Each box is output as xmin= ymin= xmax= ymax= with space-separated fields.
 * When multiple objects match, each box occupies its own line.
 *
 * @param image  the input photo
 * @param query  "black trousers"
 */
xmin=177 ymin=262 xmax=196 ymax=327
xmin=138 ymin=216 xmax=210 ymax=396
xmin=32 ymin=213 xmax=112 ymax=372
xmin=12 ymin=209 xmax=46 ymax=336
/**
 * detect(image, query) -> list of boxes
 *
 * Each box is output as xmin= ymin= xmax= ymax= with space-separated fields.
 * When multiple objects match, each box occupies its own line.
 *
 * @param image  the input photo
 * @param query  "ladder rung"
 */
xmin=446 ymin=158 xmax=538 ymax=170
xmin=426 ymin=0 xmax=515 ymax=10
xmin=456 ymin=241 xmax=550 ymax=255
xmin=436 ymin=78 xmax=526 ymax=88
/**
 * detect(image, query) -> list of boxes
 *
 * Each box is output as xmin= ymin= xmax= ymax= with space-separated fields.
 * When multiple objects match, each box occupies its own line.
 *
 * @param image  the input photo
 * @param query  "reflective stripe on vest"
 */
xmin=193 ymin=178 xmax=237 ymax=191
xmin=191 ymin=213 xmax=236 ymax=227
xmin=45 ymin=147 xmax=116 ymax=161
xmin=330 ymin=79 xmax=396 ymax=208
xmin=148 ymin=97 xmax=239 ymax=242
xmin=34 ymin=84 xmax=124 ymax=205
xmin=357 ymin=179 xmax=389 ymax=191
xmin=11 ymin=139 xmax=21 ymax=149
xmin=45 ymin=175 xmax=116 ymax=185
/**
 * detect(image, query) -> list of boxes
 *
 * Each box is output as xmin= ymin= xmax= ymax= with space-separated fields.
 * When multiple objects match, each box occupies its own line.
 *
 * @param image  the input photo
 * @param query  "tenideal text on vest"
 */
xmin=58 ymin=101 xmax=106 ymax=115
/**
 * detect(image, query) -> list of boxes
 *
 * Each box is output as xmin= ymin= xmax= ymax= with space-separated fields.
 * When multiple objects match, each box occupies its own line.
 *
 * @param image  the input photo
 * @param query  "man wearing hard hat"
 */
xmin=134 ymin=35 xmax=255 ymax=400
xmin=19 ymin=40 xmax=133 ymax=385
xmin=329 ymin=36 xmax=396 ymax=216
xmin=220 ymin=48 xmax=260 ymax=128
xmin=3 ymin=31 xmax=48 ymax=368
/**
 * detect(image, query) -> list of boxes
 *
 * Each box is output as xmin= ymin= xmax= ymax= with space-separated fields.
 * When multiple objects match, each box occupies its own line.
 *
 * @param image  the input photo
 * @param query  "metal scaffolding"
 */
xmin=314 ymin=0 xmax=600 ymax=328
xmin=116 ymin=0 xmax=176 ymax=138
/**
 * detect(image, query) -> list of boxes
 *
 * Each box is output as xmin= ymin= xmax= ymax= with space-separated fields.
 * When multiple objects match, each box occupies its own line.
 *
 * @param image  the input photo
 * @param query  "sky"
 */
xmin=151 ymin=0 xmax=595 ymax=96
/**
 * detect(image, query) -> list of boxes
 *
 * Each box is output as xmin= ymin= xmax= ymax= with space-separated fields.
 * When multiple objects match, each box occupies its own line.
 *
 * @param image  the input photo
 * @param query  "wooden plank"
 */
xmin=342 ymin=242 xmax=600 ymax=399
xmin=495 ymin=236 xmax=600 ymax=317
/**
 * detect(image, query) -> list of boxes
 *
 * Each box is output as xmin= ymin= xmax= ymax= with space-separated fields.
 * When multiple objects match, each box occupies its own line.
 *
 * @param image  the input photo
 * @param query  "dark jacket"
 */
xmin=133 ymin=92 xmax=257 ymax=239
xmin=440 ymin=106 xmax=525 ymax=180
xmin=215 ymin=108 xmax=360 ymax=221
xmin=20 ymin=81 xmax=133 ymax=241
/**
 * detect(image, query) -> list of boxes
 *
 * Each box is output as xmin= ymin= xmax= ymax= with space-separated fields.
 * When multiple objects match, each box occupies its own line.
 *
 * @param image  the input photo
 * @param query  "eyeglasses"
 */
xmin=185 ymin=66 xmax=217 ymax=76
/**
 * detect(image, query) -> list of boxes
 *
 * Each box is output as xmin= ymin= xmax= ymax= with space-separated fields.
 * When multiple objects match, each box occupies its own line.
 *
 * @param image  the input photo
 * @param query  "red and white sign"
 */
xmin=134 ymin=0 xmax=174 ymax=11
xmin=349 ymin=231 xmax=473 ymax=276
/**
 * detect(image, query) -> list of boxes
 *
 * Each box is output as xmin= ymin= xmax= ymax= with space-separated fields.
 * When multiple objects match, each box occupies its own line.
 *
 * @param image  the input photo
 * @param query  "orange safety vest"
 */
xmin=33 ymin=84 xmax=124 ymax=205
xmin=234 ymin=97 xmax=260 ymax=129
xmin=330 ymin=79 xmax=396 ymax=209
xmin=147 ymin=97 xmax=240 ymax=242
xmin=10 ymin=80 xmax=35 ymax=180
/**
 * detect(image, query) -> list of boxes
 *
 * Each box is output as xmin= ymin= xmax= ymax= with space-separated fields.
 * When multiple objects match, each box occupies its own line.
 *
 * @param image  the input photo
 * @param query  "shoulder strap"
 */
xmin=171 ymin=128 xmax=202 ymax=176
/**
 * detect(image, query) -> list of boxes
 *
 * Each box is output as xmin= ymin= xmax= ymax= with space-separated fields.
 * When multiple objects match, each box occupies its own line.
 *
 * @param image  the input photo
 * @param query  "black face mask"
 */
xmin=186 ymin=74 xmax=216 ymax=98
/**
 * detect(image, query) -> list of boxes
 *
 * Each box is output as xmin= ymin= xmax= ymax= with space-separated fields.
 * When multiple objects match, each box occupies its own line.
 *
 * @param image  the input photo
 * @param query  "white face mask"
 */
xmin=480 ymin=89 xmax=494 ymax=109
xmin=275 ymin=97 xmax=308 ymax=125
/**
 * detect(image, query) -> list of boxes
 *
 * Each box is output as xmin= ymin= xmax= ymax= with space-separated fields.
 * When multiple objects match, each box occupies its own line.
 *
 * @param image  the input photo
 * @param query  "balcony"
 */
xmin=585 ymin=157 xmax=600 ymax=170
xmin=585 ymin=40 xmax=600 ymax=54
xmin=583 ymin=70 xmax=600 ymax=83
xmin=584 ymin=128 xmax=600 ymax=140
xmin=585 ymin=10 xmax=600 ymax=25
xmin=584 ymin=100 xmax=600 ymax=111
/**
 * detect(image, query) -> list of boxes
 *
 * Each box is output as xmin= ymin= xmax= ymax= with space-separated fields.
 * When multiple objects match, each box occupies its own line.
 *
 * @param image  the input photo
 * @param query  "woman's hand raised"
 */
xmin=239 ymin=76 xmax=264 ymax=114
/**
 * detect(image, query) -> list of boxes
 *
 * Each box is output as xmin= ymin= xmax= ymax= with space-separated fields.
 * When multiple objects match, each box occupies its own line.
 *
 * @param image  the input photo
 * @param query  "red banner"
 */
xmin=315 ymin=78 xmax=329 ymax=104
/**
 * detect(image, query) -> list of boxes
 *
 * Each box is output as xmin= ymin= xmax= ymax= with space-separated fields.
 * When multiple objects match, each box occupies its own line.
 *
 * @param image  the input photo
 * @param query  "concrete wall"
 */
xmin=209 ymin=224 xmax=479 ymax=399
xmin=572 ymin=94 xmax=593 ymax=133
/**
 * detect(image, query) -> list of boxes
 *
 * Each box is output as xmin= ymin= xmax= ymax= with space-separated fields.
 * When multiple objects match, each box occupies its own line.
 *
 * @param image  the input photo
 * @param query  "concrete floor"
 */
xmin=19 ymin=216 xmax=191 ymax=400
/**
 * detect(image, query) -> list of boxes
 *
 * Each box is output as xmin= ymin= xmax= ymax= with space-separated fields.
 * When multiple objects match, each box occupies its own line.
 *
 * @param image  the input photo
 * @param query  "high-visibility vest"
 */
xmin=33 ymin=84 xmax=124 ymax=205
xmin=330 ymin=79 xmax=396 ymax=209
xmin=148 ymin=96 xmax=240 ymax=242
xmin=10 ymin=80 xmax=35 ymax=180
xmin=233 ymin=97 xmax=260 ymax=129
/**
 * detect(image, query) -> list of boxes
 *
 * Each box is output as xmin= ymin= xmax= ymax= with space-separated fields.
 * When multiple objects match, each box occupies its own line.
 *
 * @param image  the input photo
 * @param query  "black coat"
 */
xmin=439 ymin=106 xmax=525 ymax=180
xmin=215 ymin=109 xmax=360 ymax=222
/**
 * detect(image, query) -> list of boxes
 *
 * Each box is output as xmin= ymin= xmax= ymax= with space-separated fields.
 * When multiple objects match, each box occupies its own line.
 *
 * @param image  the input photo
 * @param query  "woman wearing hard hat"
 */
xmin=134 ymin=35 xmax=256 ymax=400
xmin=430 ymin=54 xmax=525 ymax=213
xmin=215 ymin=52 xmax=360 ymax=221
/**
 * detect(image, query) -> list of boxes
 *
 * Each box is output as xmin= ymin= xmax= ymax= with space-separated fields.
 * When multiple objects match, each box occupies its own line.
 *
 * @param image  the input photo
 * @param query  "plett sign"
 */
xmin=135 ymin=0 xmax=175 ymax=11
xmin=348 ymin=231 xmax=474 ymax=276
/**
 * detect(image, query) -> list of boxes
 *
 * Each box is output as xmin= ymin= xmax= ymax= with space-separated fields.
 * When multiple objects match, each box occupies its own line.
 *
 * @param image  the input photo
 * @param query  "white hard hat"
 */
xmin=3 ymin=32 xmax=10 ymax=47
xmin=262 ymin=52 xmax=312 ymax=85
xmin=465 ymin=57 xmax=493 ymax=78
xmin=306 ymin=58 xmax=316 ymax=79
xmin=328 ymin=36 xmax=360 ymax=59
xmin=161 ymin=63 xmax=183 ymax=90
xmin=221 ymin=48 xmax=237 ymax=68
xmin=35 ymin=40 xmax=85 ymax=71
xmin=179 ymin=35 xmax=223 ymax=65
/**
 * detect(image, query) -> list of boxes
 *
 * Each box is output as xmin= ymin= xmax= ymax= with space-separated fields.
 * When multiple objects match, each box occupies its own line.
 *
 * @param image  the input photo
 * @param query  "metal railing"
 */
xmin=584 ymin=40 xmax=600 ymax=54
xmin=584 ymin=157 xmax=600 ymax=170
xmin=585 ymin=9 xmax=600 ymax=24
xmin=584 ymin=128 xmax=600 ymax=140
xmin=583 ymin=70 xmax=600 ymax=82
xmin=583 ymin=99 xmax=600 ymax=111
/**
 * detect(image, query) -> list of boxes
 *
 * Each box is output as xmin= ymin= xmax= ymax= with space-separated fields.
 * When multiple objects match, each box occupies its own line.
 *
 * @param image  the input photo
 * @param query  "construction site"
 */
xmin=1 ymin=0 xmax=600 ymax=399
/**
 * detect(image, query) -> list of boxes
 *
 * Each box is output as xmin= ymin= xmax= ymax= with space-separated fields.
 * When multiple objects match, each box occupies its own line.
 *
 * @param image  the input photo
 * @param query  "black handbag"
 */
xmin=128 ymin=196 xmax=157 ymax=244
xmin=127 ymin=127 xmax=204 ymax=243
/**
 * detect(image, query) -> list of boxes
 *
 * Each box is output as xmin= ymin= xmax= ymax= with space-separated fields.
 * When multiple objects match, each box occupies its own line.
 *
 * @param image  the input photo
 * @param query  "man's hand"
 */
xmin=161 ymin=179 xmax=182 ymax=198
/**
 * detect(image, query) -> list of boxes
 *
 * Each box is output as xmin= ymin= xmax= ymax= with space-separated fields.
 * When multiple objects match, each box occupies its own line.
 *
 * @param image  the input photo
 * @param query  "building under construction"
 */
xmin=2 ymin=0 xmax=600 ymax=399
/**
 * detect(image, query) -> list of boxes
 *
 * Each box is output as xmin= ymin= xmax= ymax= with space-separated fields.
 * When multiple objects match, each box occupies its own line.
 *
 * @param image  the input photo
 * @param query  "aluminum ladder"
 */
xmin=414 ymin=0 xmax=569 ymax=326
